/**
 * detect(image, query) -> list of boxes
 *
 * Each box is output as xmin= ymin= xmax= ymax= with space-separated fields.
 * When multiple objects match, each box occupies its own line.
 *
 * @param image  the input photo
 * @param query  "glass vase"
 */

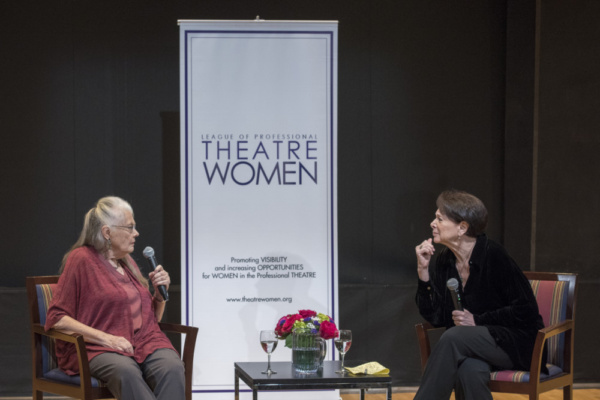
xmin=292 ymin=328 xmax=324 ymax=374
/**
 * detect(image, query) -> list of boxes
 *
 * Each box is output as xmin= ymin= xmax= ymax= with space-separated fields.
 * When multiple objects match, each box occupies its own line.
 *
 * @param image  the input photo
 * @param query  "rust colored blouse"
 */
xmin=45 ymin=246 xmax=175 ymax=375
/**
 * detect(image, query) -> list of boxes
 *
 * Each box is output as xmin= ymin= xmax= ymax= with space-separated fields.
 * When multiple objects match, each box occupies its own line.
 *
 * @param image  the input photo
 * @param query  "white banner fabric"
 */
xmin=179 ymin=20 xmax=338 ymax=400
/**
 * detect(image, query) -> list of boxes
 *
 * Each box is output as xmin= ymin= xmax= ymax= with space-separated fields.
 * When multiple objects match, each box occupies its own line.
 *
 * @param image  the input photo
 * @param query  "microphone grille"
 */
xmin=446 ymin=278 xmax=459 ymax=290
xmin=142 ymin=246 xmax=154 ymax=258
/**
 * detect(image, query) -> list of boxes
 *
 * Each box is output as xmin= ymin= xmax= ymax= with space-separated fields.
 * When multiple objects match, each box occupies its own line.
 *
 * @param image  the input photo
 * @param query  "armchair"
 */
xmin=415 ymin=271 xmax=577 ymax=400
xmin=27 ymin=275 xmax=198 ymax=400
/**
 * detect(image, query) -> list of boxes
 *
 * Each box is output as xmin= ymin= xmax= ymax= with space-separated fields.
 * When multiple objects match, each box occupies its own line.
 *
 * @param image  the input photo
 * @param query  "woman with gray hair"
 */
xmin=413 ymin=190 xmax=546 ymax=400
xmin=45 ymin=196 xmax=184 ymax=400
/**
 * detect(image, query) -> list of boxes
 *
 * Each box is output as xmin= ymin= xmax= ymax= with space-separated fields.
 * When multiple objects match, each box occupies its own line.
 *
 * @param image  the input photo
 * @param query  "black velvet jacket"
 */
xmin=416 ymin=234 xmax=547 ymax=371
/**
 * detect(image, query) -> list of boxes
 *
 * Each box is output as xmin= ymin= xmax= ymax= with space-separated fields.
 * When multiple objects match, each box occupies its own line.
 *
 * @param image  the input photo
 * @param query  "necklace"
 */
xmin=114 ymin=263 xmax=125 ymax=275
xmin=107 ymin=258 xmax=125 ymax=275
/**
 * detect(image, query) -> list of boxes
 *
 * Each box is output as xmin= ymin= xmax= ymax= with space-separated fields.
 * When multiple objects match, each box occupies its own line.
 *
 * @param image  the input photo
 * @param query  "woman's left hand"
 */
xmin=149 ymin=265 xmax=170 ymax=293
xmin=451 ymin=309 xmax=475 ymax=326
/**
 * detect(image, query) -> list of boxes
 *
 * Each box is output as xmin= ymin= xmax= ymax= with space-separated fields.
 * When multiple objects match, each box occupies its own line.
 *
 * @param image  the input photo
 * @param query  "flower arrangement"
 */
xmin=275 ymin=309 xmax=338 ymax=348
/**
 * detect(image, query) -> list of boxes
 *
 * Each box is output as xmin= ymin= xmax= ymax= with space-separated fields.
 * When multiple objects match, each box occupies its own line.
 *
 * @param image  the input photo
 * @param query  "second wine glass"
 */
xmin=335 ymin=329 xmax=352 ymax=374
xmin=260 ymin=330 xmax=278 ymax=375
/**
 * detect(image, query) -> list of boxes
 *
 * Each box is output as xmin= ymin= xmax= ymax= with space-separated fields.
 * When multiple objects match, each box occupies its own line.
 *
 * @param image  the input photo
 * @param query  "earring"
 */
xmin=106 ymin=238 xmax=112 ymax=250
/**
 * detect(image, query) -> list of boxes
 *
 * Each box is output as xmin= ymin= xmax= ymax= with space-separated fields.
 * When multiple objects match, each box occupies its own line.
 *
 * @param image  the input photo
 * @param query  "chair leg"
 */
xmin=33 ymin=390 xmax=43 ymax=400
xmin=564 ymin=384 xmax=573 ymax=400
xmin=527 ymin=389 xmax=540 ymax=400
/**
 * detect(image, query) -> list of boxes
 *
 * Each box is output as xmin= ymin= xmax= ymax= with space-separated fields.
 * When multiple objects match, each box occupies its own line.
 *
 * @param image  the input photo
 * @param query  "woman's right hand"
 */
xmin=416 ymin=238 xmax=435 ymax=281
xmin=104 ymin=334 xmax=134 ymax=354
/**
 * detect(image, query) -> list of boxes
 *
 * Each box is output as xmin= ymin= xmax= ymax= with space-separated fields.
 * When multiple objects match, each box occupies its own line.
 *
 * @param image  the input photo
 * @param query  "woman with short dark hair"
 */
xmin=414 ymin=190 xmax=546 ymax=400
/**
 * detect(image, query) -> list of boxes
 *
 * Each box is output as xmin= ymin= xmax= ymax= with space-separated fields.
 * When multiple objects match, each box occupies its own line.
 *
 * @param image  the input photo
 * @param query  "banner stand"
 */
xmin=179 ymin=19 xmax=338 ymax=400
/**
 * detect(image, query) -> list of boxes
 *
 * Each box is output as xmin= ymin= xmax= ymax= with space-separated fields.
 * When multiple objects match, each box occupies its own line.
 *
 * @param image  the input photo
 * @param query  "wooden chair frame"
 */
xmin=27 ymin=275 xmax=198 ymax=400
xmin=415 ymin=271 xmax=577 ymax=400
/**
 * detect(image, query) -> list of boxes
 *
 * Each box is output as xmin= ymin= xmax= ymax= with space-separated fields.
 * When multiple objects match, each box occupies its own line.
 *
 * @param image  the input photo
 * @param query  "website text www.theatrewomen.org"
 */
xmin=226 ymin=296 xmax=293 ymax=304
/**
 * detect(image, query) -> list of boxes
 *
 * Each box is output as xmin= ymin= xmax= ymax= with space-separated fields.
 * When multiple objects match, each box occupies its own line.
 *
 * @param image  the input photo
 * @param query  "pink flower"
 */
xmin=275 ymin=314 xmax=303 ymax=338
xmin=319 ymin=320 xmax=338 ymax=339
xmin=298 ymin=309 xmax=317 ymax=318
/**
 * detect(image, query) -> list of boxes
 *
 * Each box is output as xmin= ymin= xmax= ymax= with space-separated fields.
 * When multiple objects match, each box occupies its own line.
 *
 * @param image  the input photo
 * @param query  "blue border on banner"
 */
xmin=183 ymin=28 xmax=337 ymax=394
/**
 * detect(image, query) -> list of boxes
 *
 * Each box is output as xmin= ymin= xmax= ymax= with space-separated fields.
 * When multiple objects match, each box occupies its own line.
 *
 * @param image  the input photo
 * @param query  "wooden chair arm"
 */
xmin=527 ymin=319 xmax=574 ymax=382
xmin=159 ymin=322 xmax=198 ymax=400
xmin=158 ymin=322 xmax=198 ymax=367
xmin=539 ymin=319 xmax=573 ymax=336
xmin=32 ymin=323 xmax=96 ymax=397
xmin=415 ymin=322 xmax=444 ymax=373
xmin=159 ymin=322 xmax=197 ymax=335
xmin=33 ymin=323 xmax=84 ymax=344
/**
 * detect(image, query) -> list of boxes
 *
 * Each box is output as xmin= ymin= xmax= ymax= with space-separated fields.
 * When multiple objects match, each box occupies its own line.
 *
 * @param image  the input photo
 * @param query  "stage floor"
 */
xmin=341 ymin=388 xmax=600 ymax=400
xmin=2 ymin=387 xmax=599 ymax=399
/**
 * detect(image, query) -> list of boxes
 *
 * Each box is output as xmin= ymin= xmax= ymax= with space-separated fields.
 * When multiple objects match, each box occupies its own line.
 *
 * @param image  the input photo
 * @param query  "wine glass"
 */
xmin=335 ymin=330 xmax=352 ymax=374
xmin=260 ymin=330 xmax=278 ymax=375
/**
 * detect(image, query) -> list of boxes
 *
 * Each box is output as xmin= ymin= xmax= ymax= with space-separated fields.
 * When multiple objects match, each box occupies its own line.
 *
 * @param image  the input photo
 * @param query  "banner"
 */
xmin=179 ymin=20 xmax=338 ymax=399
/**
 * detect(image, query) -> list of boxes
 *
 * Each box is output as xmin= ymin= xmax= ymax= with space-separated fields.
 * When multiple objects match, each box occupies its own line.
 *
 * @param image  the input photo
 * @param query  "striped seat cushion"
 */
xmin=490 ymin=363 xmax=563 ymax=383
xmin=490 ymin=279 xmax=570 ymax=383
xmin=36 ymin=283 xmax=105 ymax=387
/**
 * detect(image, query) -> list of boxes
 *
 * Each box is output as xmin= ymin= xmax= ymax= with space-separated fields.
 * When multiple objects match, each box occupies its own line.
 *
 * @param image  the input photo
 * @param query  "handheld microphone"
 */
xmin=446 ymin=278 xmax=463 ymax=311
xmin=143 ymin=246 xmax=169 ymax=302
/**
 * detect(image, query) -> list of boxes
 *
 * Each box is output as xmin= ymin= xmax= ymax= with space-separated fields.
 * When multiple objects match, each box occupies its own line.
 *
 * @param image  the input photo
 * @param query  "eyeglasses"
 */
xmin=111 ymin=224 xmax=137 ymax=233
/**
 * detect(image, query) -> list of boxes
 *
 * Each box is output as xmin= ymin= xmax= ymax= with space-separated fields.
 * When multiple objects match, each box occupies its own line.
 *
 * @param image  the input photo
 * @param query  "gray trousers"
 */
xmin=414 ymin=326 xmax=513 ymax=400
xmin=89 ymin=348 xmax=185 ymax=400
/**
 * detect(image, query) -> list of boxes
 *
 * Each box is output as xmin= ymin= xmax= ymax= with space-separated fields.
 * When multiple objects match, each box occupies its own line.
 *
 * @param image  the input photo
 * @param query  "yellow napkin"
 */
xmin=344 ymin=362 xmax=389 ymax=375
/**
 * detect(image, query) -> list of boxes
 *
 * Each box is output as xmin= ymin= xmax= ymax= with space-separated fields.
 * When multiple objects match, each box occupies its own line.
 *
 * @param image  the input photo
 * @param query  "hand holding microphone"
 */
xmin=447 ymin=278 xmax=475 ymax=326
xmin=143 ymin=246 xmax=169 ymax=302
xmin=446 ymin=278 xmax=463 ymax=311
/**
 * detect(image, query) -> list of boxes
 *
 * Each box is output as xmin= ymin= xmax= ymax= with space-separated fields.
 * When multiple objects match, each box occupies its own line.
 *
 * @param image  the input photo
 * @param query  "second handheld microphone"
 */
xmin=446 ymin=278 xmax=463 ymax=311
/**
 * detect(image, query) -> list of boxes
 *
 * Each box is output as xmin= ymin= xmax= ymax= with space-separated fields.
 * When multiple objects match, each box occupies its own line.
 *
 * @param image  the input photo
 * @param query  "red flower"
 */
xmin=275 ymin=314 xmax=303 ymax=338
xmin=298 ymin=309 xmax=317 ymax=318
xmin=319 ymin=320 xmax=338 ymax=339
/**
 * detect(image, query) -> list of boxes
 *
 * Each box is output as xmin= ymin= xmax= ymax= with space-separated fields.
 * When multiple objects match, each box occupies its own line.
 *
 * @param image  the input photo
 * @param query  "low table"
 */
xmin=234 ymin=361 xmax=392 ymax=400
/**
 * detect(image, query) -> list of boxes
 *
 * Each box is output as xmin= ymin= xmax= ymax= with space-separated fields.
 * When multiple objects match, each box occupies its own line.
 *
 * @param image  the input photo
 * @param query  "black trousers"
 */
xmin=89 ymin=348 xmax=185 ymax=400
xmin=414 ymin=326 xmax=513 ymax=400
